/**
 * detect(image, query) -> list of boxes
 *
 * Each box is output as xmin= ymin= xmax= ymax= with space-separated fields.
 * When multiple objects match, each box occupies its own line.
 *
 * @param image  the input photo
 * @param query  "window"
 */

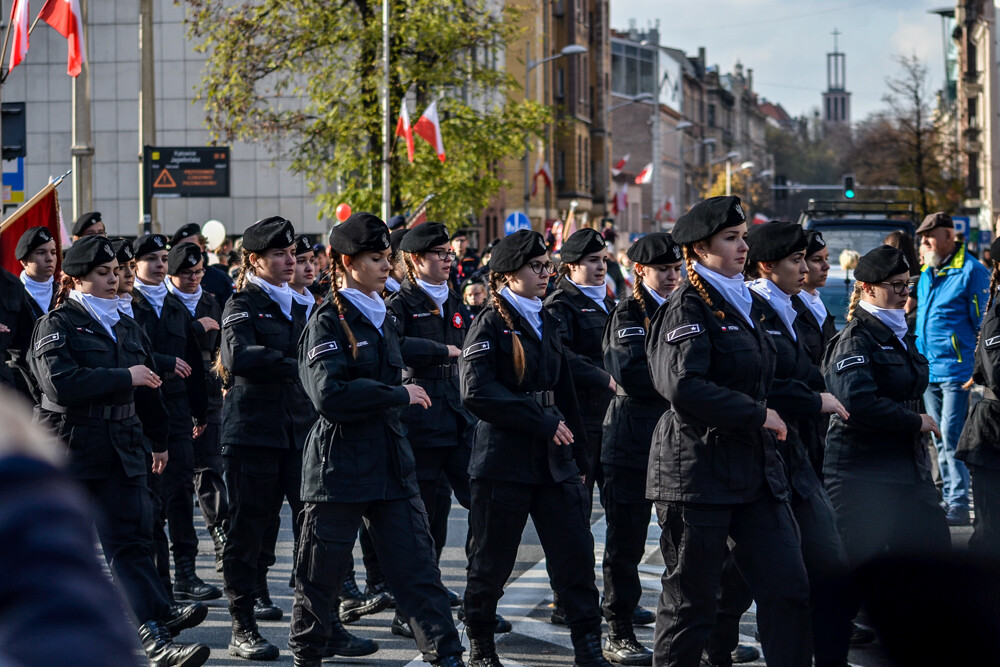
xmin=577 ymin=136 xmax=583 ymax=187
xmin=708 ymin=104 xmax=716 ymax=128
xmin=557 ymin=68 xmax=565 ymax=99
xmin=557 ymin=150 xmax=566 ymax=185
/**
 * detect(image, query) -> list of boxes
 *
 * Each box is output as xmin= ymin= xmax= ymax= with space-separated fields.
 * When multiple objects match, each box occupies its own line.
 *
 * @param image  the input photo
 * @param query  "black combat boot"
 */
xmin=468 ymin=633 xmax=503 ymax=667
xmin=229 ymin=609 xmax=280 ymax=660
xmin=291 ymin=655 xmax=322 ymax=667
xmin=458 ymin=606 xmax=512 ymax=634
xmin=140 ymin=619 xmax=210 ymax=667
xmin=391 ymin=610 xmax=415 ymax=638
xmin=364 ymin=579 xmax=395 ymax=607
xmin=174 ymin=556 xmax=222 ymax=601
xmin=324 ymin=611 xmax=378 ymax=657
xmin=253 ymin=571 xmax=283 ymax=621
xmin=433 ymin=655 xmax=466 ymax=667
xmin=603 ymin=619 xmax=652 ymax=665
xmin=210 ymin=524 xmax=227 ymax=573
xmin=165 ymin=601 xmax=208 ymax=637
xmin=339 ymin=574 xmax=392 ymax=623
xmin=573 ymin=629 xmax=614 ymax=667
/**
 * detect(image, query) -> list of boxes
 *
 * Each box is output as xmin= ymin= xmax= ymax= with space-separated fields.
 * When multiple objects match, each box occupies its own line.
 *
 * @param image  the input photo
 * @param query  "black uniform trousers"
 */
xmin=969 ymin=465 xmax=1000 ymax=555
xmin=415 ymin=444 xmax=473 ymax=562
xmin=289 ymin=498 xmax=464 ymax=661
xmin=223 ymin=445 xmax=303 ymax=613
xmin=192 ymin=422 xmax=228 ymax=531
xmin=146 ymin=461 xmax=173 ymax=599
xmin=652 ymin=497 xmax=812 ymax=667
xmin=704 ymin=489 xmax=853 ymax=667
xmin=161 ymin=395 xmax=198 ymax=562
xmin=83 ymin=462 xmax=173 ymax=625
xmin=601 ymin=465 xmax=653 ymax=624
xmin=464 ymin=477 xmax=601 ymax=638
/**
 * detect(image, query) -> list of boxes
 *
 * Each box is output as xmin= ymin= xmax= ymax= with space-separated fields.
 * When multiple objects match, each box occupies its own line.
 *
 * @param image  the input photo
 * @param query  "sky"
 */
xmin=610 ymin=0 xmax=955 ymax=121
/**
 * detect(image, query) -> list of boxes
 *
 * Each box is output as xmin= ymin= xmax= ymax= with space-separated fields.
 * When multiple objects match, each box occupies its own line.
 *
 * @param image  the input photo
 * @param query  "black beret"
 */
xmin=672 ymin=196 xmax=747 ymax=245
xmin=170 ymin=223 xmax=202 ymax=247
xmin=915 ymin=212 xmax=953 ymax=235
xmin=133 ymin=233 xmax=169 ymax=258
xmin=294 ymin=234 xmax=312 ymax=256
xmin=243 ymin=216 xmax=295 ymax=253
xmin=387 ymin=214 xmax=407 ymax=230
xmin=167 ymin=242 xmax=204 ymax=275
xmin=804 ymin=229 xmax=827 ymax=257
xmin=63 ymin=235 xmax=116 ymax=277
xmin=389 ymin=228 xmax=409 ymax=255
xmin=746 ymin=221 xmax=807 ymax=265
xmin=560 ymin=228 xmax=607 ymax=263
xmin=110 ymin=238 xmax=134 ymax=264
xmin=328 ymin=212 xmax=390 ymax=256
xmin=626 ymin=232 xmax=683 ymax=266
xmin=854 ymin=245 xmax=911 ymax=283
xmin=488 ymin=229 xmax=547 ymax=273
xmin=400 ymin=222 xmax=449 ymax=253
xmin=71 ymin=211 xmax=102 ymax=236
xmin=15 ymin=226 xmax=54 ymax=260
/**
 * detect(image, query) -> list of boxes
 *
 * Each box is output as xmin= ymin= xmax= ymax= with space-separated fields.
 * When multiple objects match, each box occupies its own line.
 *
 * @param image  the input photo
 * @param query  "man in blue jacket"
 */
xmin=916 ymin=212 xmax=991 ymax=526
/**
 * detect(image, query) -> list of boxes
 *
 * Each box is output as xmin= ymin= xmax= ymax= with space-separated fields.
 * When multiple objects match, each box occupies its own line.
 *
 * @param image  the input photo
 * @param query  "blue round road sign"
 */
xmin=504 ymin=212 xmax=531 ymax=236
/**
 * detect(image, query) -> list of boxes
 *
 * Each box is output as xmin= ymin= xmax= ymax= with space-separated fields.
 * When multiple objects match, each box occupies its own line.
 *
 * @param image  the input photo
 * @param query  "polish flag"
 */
xmin=635 ymin=162 xmax=653 ymax=185
xmin=395 ymin=100 xmax=415 ymax=163
xmin=414 ymin=101 xmax=446 ymax=163
xmin=8 ymin=0 xmax=30 ymax=72
xmin=612 ymin=183 xmax=629 ymax=215
xmin=531 ymin=154 xmax=552 ymax=196
xmin=611 ymin=153 xmax=630 ymax=177
xmin=38 ymin=0 xmax=87 ymax=77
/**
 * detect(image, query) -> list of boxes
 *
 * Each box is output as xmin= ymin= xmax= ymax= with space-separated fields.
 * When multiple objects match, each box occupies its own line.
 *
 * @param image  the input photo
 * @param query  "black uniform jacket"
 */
xmin=645 ymin=281 xmax=787 ymax=504
xmin=297 ymin=298 xmax=418 ymax=503
xmin=192 ymin=291 xmax=223 ymax=425
xmin=958 ymin=299 xmax=1000 ymax=471
xmin=600 ymin=293 xmax=668 ymax=471
xmin=753 ymin=293 xmax=824 ymax=499
xmin=23 ymin=285 xmax=57 ymax=321
xmin=219 ymin=284 xmax=316 ymax=450
xmin=792 ymin=293 xmax=836 ymax=473
xmin=0 ymin=268 xmax=33 ymax=390
xmin=29 ymin=300 xmax=156 ymax=480
xmin=822 ymin=308 xmax=931 ymax=484
xmin=460 ymin=303 xmax=588 ymax=484
xmin=386 ymin=279 xmax=475 ymax=448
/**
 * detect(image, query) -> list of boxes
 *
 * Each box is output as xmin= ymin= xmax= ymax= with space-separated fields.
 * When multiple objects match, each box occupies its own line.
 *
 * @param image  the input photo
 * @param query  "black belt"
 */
xmin=41 ymin=395 xmax=136 ymax=421
xmin=408 ymin=364 xmax=458 ymax=380
xmin=233 ymin=377 xmax=299 ymax=386
xmin=530 ymin=390 xmax=556 ymax=408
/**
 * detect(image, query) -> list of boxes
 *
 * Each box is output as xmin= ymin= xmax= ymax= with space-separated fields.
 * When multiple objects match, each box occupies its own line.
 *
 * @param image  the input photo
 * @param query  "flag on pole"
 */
xmin=38 ymin=0 xmax=86 ymax=77
xmin=0 ymin=182 xmax=64 ymax=276
xmin=752 ymin=212 xmax=770 ymax=225
xmin=634 ymin=162 xmax=653 ymax=185
xmin=395 ymin=100 xmax=415 ymax=163
xmin=531 ymin=154 xmax=552 ymax=196
xmin=611 ymin=153 xmax=630 ymax=177
xmin=414 ymin=101 xmax=445 ymax=162
xmin=8 ymin=0 xmax=30 ymax=72
xmin=612 ymin=183 xmax=629 ymax=215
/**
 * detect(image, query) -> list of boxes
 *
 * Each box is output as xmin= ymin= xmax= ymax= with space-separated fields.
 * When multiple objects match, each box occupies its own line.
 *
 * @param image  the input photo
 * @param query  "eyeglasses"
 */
xmin=879 ymin=280 xmax=911 ymax=296
xmin=179 ymin=269 xmax=206 ymax=279
xmin=528 ymin=261 xmax=556 ymax=276
xmin=429 ymin=249 xmax=457 ymax=261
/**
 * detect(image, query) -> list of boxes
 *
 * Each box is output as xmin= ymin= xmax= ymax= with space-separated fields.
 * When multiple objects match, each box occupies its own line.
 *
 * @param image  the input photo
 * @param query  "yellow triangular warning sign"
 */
xmin=153 ymin=169 xmax=177 ymax=188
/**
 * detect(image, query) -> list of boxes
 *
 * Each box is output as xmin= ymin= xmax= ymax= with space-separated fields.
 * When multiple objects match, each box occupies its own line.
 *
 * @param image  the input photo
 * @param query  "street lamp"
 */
xmin=523 ymin=44 xmax=588 ymax=219
xmin=609 ymin=93 xmax=653 ymax=113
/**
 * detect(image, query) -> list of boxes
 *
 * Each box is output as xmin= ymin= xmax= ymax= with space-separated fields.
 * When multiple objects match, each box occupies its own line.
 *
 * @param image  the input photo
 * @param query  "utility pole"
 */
xmin=71 ymin=0 xmax=93 ymax=223
xmin=380 ymin=0 xmax=390 ymax=221
xmin=139 ymin=0 xmax=156 ymax=234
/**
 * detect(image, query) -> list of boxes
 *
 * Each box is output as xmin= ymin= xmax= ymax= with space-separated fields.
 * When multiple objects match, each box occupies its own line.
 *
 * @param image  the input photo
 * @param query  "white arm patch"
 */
xmin=34 ymin=332 xmax=60 ymax=350
xmin=463 ymin=341 xmax=490 ymax=358
xmin=666 ymin=323 xmax=703 ymax=343
xmin=985 ymin=335 xmax=1000 ymax=349
xmin=223 ymin=312 xmax=250 ymax=327
xmin=617 ymin=326 xmax=646 ymax=339
xmin=308 ymin=341 xmax=340 ymax=360
xmin=835 ymin=355 xmax=867 ymax=372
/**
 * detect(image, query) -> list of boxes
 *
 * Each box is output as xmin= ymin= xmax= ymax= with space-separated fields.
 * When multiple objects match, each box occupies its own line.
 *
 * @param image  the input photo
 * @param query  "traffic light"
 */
xmin=843 ymin=174 xmax=855 ymax=199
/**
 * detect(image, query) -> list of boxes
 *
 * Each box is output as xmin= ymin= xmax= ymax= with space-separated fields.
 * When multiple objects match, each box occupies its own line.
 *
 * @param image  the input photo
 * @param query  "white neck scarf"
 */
xmin=500 ymin=286 xmax=543 ymax=338
xmin=20 ymin=271 xmax=53 ymax=314
xmin=166 ymin=281 xmax=203 ymax=318
xmin=69 ymin=290 xmax=121 ymax=340
xmin=247 ymin=273 xmax=294 ymax=320
xmin=134 ymin=277 xmax=168 ymax=317
xmin=798 ymin=289 xmax=828 ymax=329
xmin=693 ymin=262 xmax=754 ymax=327
xmin=643 ymin=281 xmax=667 ymax=307
xmin=748 ymin=278 xmax=797 ymax=341
xmin=859 ymin=300 xmax=908 ymax=348
xmin=417 ymin=279 xmax=449 ymax=318
xmin=569 ymin=279 xmax=608 ymax=313
xmin=117 ymin=293 xmax=134 ymax=319
xmin=340 ymin=287 xmax=386 ymax=334
xmin=290 ymin=287 xmax=315 ymax=320
xmin=384 ymin=276 xmax=401 ymax=293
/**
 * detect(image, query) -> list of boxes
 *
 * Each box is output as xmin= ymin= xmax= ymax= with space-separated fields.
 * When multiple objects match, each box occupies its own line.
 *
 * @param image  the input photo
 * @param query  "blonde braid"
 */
xmin=488 ymin=271 xmax=526 ymax=383
xmin=403 ymin=252 xmax=440 ymax=315
xmin=54 ymin=274 xmax=75 ymax=308
xmin=556 ymin=262 xmax=571 ymax=283
xmin=845 ymin=282 xmax=863 ymax=322
xmin=632 ymin=269 xmax=651 ymax=329
xmin=683 ymin=246 xmax=725 ymax=320
xmin=328 ymin=252 xmax=360 ymax=358
xmin=234 ymin=252 xmax=253 ymax=292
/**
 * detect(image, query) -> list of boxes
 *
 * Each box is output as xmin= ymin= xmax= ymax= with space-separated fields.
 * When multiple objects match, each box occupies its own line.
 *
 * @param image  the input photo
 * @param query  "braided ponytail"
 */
xmin=402 ymin=252 xmax=440 ymax=315
xmin=556 ymin=262 xmax=571 ymax=284
xmin=965 ymin=260 xmax=1000 ymax=388
xmin=488 ymin=271 xmax=526 ymax=383
xmin=211 ymin=251 xmax=255 ymax=384
xmin=682 ymin=246 xmax=725 ymax=320
xmin=54 ymin=274 xmax=75 ymax=308
xmin=845 ymin=282 xmax=863 ymax=322
xmin=632 ymin=268 xmax=651 ymax=329
xmin=328 ymin=252 xmax=360 ymax=359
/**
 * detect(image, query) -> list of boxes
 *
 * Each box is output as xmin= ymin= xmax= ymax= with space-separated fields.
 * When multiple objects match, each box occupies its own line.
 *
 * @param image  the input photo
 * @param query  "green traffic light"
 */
xmin=845 ymin=189 xmax=855 ymax=199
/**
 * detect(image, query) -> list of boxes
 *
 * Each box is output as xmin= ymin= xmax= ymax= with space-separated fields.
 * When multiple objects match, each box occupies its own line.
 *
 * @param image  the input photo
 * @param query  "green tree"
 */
xmin=183 ymin=0 xmax=550 ymax=228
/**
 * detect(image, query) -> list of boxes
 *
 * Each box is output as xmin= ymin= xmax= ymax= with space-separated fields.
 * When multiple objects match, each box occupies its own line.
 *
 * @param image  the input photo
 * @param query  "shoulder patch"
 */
xmin=985 ymin=335 xmax=1000 ymax=349
xmin=463 ymin=341 xmax=490 ymax=358
xmin=766 ymin=329 xmax=784 ymax=336
xmin=617 ymin=326 xmax=646 ymax=339
xmin=223 ymin=312 xmax=250 ymax=326
xmin=835 ymin=355 xmax=867 ymax=372
xmin=34 ymin=332 xmax=60 ymax=351
xmin=308 ymin=341 xmax=340 ymax=360
xmin=666 ymin=323 xmax=703 ymax=343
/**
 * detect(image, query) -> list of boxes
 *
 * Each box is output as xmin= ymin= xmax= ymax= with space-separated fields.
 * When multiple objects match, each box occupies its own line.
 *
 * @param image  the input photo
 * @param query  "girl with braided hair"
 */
xmin=459 ymin=229 xmax=612 ymax=667
xmin=599 ymin=232 xmax=682 ymax=663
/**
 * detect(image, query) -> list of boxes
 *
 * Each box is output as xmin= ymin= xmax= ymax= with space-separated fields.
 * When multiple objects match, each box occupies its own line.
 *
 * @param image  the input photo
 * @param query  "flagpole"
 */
xmin=380 ymin=0 xmax=391 ymax=220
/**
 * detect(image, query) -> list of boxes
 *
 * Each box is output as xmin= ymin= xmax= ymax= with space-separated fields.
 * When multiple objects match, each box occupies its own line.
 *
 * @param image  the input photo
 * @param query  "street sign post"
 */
xmin=504 ymin=211 xmax=531 ymax=236
xmin=142 ymin=145 xmax=230 ymax=233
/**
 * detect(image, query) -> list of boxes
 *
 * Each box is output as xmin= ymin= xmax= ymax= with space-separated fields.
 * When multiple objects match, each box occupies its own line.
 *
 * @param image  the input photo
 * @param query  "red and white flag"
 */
xmin=753 ymin=212 xmax=770 ymax=225
xmin=531 ymin=154 xmax=552 ymax=196
xmin=38 ymin=0 xmax=86 ymax=77
xmin=635 ymin=162 xmax=653 ymax=185
xmin=8 ymin=0 xmax=30 ymax=72
xmin=611 ymin=153 xmax=630 ymax=177
xmin=395 ymin=100 xmax=415 ymax=163
xmin=612 ymin=183 xmax=629 ymax=215
xmin=414 ymin=101 xmax=445 ymax=163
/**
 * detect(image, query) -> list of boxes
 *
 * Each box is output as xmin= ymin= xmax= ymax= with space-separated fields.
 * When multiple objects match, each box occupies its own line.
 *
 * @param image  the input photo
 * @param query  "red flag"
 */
xmin=8 ymin=0 xmax=30 ymax=72
xmin=634 ymin=162 xmax=653 ymax=185
xmin=38 ymin=0 xmax=86 ymax=77
xmin=611 ymin=153 xmax=630 ymax=177
xmin=612 ymin=183 xmax=629 ymax=215
xmin=0 ymin=183 xmax=63 ymax=276
xmin=531 ymin=154 xmax=552 ymax=196
xmin=414 ymin=101 xmax=446 ymax=162
xmin=395 ymin=101 xmax=415 ymax=163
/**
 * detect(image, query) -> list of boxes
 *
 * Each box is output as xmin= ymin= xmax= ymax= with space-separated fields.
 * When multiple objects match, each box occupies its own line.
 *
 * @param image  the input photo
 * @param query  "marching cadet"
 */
xmin=217 ymin=216 xmax=316 ymax=660
xmin=0 ymin=263 xmax=32 ymax=393
xmin=165 ymin=241 xmax=230 ymax=574
xmin=645 ymin=196 xmax=811 ymax=667
xmin=29 ymin=235 xmax=210 ymax=666
xmin=171 ymin=222 xmax=233 ymax=309
xmin=71 ymin=211 xmax=105 ymax=240
xmin=288 ymin=212 xmax=463 ymax=667
xmin=600 ymin=233 xmax=682 ymax=665
xmin=385 ymin=227 xmax=410 ymax=294
xmin=823 ymin=245 xmax=950 ymax=569
xmin=460 ymin=229 xmax=612 ymax=667
xmin=16 ymin=226 xmax=58 ymax=318
xmin=290 ymin=234 xmax=320 ymax=314
xmin=131 ymin=233 xmax=217 ymax=604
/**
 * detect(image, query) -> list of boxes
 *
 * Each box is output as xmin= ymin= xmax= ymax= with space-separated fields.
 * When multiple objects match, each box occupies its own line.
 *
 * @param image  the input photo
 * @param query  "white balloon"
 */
xmin=203 ymin=219 xmax=227 ymax=249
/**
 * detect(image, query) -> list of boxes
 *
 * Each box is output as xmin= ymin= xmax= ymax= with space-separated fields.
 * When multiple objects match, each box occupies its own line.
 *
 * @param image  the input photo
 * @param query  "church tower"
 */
xmin=823 ymin=29 xmax=851 ymax=125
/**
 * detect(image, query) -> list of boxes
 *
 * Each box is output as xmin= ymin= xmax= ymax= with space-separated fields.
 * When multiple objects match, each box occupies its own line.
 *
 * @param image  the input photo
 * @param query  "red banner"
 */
xmin=0 ymin=183 xmax=63 ymax=276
